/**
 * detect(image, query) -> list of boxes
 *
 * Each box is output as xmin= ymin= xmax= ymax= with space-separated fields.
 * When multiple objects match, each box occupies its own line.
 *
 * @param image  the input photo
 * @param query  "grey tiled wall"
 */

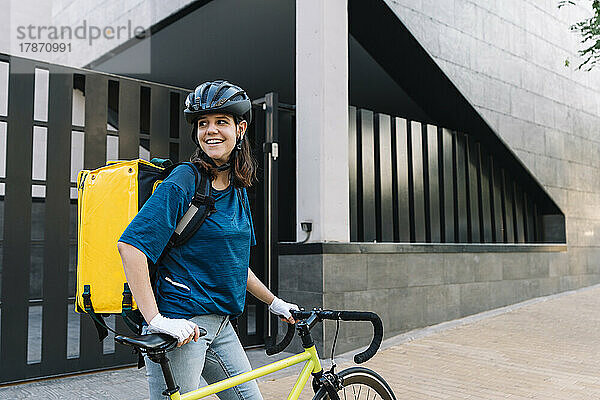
xmin=280 ymin=247 xmax=586 ymax=356
xmin=384 ymin=0 xmax=600 ymax=259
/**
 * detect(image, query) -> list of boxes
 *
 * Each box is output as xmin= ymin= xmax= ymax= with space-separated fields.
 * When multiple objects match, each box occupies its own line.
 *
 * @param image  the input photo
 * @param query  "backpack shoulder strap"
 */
xmin=167 ymin=164 xmax=215 ymax=248
xmin=158 ymin=161 xmax=199 ymax=190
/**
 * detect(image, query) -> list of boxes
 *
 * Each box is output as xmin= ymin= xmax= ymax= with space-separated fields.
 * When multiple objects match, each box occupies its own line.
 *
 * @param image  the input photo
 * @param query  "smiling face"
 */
xmin=196 ymin=113 xmax=246 ymax=165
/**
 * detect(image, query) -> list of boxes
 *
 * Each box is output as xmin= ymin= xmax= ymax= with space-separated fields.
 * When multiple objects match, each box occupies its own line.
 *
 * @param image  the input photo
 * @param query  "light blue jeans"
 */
xmin=144 ymin=314 xmax=263 ymax=400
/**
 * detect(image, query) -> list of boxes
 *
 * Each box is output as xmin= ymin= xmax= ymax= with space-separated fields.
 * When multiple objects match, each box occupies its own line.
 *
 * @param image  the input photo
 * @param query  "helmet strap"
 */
xmin=216 ymin=163 xmax=231 ymax=172
xmin=198 ymin=148 xmax=231 ymax=172
xmin=191 ymin=122 xmax=242 ymax=173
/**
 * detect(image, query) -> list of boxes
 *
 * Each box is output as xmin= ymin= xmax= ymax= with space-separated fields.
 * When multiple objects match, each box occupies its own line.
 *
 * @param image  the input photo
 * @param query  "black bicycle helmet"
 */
xmin=184 ymin=80 xmax=252 ymax=126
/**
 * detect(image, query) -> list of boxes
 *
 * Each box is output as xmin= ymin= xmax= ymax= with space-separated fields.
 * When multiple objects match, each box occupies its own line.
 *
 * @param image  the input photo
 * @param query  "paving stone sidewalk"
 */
xmin=259 ymin=284 xmax=600 ymax=399
xmin=3 ymin=284 xmax=600 ymax=399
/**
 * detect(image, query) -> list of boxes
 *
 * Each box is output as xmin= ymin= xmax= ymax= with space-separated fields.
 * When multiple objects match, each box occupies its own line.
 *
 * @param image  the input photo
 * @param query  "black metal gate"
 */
xmin=0 ymin=53 xmax=292 ymax=383
xmin=245 ymin=94 xmax=295 ymax=347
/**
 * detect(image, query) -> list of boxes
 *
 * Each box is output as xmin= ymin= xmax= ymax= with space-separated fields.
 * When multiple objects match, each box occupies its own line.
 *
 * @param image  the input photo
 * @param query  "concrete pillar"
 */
xmin=296 ymin=0 xmax=349 ymax=242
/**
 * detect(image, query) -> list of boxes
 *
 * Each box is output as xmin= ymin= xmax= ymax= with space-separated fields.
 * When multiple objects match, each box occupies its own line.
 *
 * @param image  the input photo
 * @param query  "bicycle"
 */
xmin=116 ymin=308 xmax=396 ymax=400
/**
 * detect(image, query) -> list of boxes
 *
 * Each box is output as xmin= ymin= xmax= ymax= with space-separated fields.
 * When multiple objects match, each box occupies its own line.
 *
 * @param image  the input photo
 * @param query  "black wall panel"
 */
xmin=467 ymin=136 xmax=481 ymax=243
xmin=377 ymin=114 xmax=394 ymax=242
xmin=502 ymin=170 xmax=515 ymax=243
xmin=118 ymin=80 xmax=140 ymax=159
xmin=427 ymin=125 xmax=440 ymax=242
xmin=491 ymin=159 xmax=504 ymax=242
xmin=514 ymin=183 xmax=525 ymax=243
xmin=395 ymin=118 xmax=410 ymax=242
xmin=524 ymin=193 xmax=535 ymax=243
xmin=179 ymin=92 xmax=194 ymax=162
xmin=347 ymin=108 xmax=563 ymax=247
xmin=360 ymin=110 xmax=376 ymax=241
xmin=80 ymin=73 xmax=108 ymax=368
xmin=349 ymin=107 xmax=358 ymax=242
xmin=83 ymin=74 xmax=108 ymax=169
xmin=479 ymin=147 xmax=493 ymax=243
xmin=1 ymin=58 xmax=34 ymax=380
xmin=149 ymin=86 xmax=169 ymax=158
xmin=410 ymin=121 xmax=426 ymax=242
xmin=454 ymin=133 xmax=468 ymax=243
xmin=441 ymin=128 xmax=454 ymax=242
xmin=41 ymin=66 xmax=72 ymax=375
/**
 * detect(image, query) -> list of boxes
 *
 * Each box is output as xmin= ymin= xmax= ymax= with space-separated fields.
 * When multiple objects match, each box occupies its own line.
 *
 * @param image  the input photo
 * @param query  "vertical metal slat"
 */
xmin=264 ymin=93 xmax=279 ymax=342
xmin=360 ymin=109 xmax=376 ymax=241
xmin=524 ymin=193 xmax=535 ymax=243
xmin=80 ymin=73 xmax=107 ymax=367
xmin=534 ymin=203 xmax=542 ymax=243
xmin=454 ymin=133 xmax=468 ymax=243
xmin=514 ymin=183 xmax=525 ymax=243
xmin=1 ymin=57 xmax=35 ymax=381
xmin=410 ymin=121 xmax=425 ymax=242
xmin=395 ymin=118 xmax=410 ymax=242
xmin=117 ymin=79 xmax=140 ymax=160
xmin=441 ymin=128 xmax=454 ymax=243
xmin=502 ymin=170 xmax=515 ymax=243
xmin=479 ymin=146 xmax=493 ymax=243
xmin=467 ymin=136 xmax=480 ymax=243
xmin=348 ymin=107 xmax=358 ymax=242
xmin=83 ymin=74 xmax=108 ymax=169
xmin=490 ymin=158 xmax=504 ymax=242
xmin=40 ymin=66 xmax=72 ymax=375
xmin=179 ymin=90 xmax=194 ymax=162
xmin=377 ymin=113 xmax=393 ymax=242
xmin=427 ymin=125 xmax=440 ymax=243
xmin=149 ymin=86 xmax=169 ymax=159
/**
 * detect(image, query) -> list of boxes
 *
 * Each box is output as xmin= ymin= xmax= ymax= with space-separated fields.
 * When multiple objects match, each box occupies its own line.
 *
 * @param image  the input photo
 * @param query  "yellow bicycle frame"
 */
xmin=170 ymin=345 xmax=322 ymax=400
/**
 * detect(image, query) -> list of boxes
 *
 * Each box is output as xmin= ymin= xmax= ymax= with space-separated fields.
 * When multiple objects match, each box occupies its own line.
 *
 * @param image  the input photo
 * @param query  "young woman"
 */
xmin=117 ymin=80 xmax=298 ymax=400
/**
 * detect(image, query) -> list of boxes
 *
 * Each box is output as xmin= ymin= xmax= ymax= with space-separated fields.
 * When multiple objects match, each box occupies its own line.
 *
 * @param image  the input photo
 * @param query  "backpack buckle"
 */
xmin=122 ymin=283 xmax=133 ymax=311
xmin=192 ymin=193 xmax=215 ymax=209
xmin=82 ymin=285 xmax=93 ymax=313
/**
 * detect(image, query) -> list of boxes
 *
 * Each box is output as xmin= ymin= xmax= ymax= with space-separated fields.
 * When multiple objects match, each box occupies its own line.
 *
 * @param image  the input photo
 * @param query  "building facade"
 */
xmin=0 ymin=0 xmax=598 ymax=381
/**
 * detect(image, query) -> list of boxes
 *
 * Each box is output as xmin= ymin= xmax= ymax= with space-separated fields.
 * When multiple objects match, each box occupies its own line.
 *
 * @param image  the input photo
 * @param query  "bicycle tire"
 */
xmin=312 ymin=367 xmax=396 ymax=400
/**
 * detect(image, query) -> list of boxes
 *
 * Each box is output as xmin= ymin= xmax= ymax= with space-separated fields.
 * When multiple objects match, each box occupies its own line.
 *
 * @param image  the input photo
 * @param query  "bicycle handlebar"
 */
xmin=265 ymin=321 xmax=296 ymax=356
xmin=337 ymin=311 xmax=383 ymax=363
xmin=264 ymin=309 xmax=384 ymax=364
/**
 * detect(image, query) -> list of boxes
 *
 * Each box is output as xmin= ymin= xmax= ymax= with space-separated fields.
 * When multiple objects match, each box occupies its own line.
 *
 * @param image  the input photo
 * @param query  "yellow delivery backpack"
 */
xmin=75 ymin=158 xmax=214 ymax=340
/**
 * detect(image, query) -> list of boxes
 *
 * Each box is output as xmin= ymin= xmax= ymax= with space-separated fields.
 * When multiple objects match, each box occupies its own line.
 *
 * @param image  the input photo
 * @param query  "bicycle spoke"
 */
xmin=343 ymin=383 xmax=385 ymax=400
xmin=322 ymin=369 xmax=394 ymax=400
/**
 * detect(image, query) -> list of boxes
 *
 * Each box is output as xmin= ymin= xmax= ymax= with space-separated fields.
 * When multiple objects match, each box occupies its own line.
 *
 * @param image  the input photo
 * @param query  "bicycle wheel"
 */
xmin=312 ymin=367 xmax=396 ymax=400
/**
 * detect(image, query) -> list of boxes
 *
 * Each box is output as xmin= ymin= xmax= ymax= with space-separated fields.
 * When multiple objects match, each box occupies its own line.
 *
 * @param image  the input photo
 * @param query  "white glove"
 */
xmin=268 ymin=297 xmax=299 ymax=320
xmin=147 ymin=314 xmax=197 ymax=343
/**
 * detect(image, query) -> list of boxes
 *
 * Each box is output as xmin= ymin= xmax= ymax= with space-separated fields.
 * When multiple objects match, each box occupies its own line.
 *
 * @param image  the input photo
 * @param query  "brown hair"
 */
xmin=189 ymin=124 xmax=257 ymax=188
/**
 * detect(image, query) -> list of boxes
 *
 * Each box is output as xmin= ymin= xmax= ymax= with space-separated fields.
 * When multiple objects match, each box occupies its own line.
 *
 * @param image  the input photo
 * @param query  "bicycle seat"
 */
xmin=115 ymin=333 xmax=180 ymax=352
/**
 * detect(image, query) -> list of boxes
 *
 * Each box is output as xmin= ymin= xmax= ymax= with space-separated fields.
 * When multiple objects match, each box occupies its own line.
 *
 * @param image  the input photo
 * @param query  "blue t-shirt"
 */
xmin=119 ymin=164 xmax=255 ymax=319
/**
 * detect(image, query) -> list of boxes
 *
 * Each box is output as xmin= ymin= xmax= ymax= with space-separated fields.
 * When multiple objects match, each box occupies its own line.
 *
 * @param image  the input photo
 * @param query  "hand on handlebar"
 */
xmin=268 ymin=297 xmax=299 ymax=324
xmin=264 ymin=308 xmax=384 ymax=363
